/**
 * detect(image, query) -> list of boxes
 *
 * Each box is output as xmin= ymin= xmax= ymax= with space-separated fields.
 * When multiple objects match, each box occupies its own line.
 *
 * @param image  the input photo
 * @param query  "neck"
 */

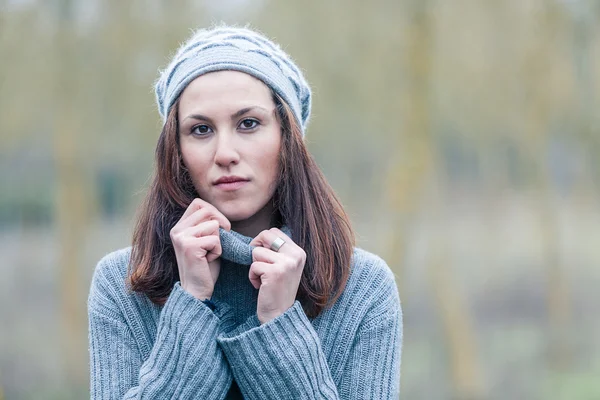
xmin=231 ymin=201 xmax=279 ymax=238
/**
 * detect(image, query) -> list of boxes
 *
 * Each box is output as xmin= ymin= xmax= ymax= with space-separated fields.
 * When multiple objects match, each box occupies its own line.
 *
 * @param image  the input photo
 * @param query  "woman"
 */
xmin=88 ymin=25 xmax=402 ymax=399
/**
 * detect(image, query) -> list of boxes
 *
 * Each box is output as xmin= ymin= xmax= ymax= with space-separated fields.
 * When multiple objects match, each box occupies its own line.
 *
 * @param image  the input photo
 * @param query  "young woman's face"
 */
xmin=177 ymin=70 xmax=282 ymax=223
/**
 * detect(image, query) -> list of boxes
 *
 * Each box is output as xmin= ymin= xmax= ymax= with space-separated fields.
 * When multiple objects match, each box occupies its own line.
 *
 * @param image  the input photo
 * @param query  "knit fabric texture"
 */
xmin=88 ymin=228 xmax=403 ymax=399
xmin=154 ymin=25 xmax=312 ymax=135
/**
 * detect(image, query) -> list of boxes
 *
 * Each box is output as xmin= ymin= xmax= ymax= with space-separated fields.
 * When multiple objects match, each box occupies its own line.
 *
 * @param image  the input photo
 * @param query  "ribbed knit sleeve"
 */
xmin=216 ymin=256 xmax=403 ymax=400
xmin=338 ymin=307 xmax=402 ymax=398
xmin=337 ymin=257 xmax=403 ymax=399
xmin=88 ymin=253 xmax=235 ymax=399
xmin=217 ymin=301 xmax=339 ymax=399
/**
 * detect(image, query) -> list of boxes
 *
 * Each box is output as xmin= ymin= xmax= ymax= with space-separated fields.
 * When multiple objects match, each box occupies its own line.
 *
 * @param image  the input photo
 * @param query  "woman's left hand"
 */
xmin=249 ymin=228 xmax=306 ymax=324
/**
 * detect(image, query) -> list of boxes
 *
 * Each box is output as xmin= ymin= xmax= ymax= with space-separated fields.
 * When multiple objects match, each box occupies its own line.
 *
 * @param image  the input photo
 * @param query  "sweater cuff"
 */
xmin=216 ymin=301 xmax=338 ymax=398
xmin=165 ymin=282 xmax=234 ymax=329
xmin=134 ymin=281 xmax=235 ymax=398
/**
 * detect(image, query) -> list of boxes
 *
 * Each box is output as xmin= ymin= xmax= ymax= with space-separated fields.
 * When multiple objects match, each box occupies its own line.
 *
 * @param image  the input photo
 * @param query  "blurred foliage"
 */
xmin=1 ymin=0 xmax=599 ymax=399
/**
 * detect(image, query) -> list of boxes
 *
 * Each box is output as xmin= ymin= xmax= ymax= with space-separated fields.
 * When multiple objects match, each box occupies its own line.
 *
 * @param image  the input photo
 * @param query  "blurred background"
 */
xmin=1 ymin=0 xmax=599 ymax=399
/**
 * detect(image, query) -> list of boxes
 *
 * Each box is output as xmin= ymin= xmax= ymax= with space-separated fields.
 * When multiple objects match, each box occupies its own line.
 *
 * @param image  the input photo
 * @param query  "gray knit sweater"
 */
xmin=88 ymin=228 xmax=402 ymax=399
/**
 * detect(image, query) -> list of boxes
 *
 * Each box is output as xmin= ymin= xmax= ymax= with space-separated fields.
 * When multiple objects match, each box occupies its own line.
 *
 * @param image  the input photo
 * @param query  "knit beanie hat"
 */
xmin=154 ymin=25 xmax=312 ymax=135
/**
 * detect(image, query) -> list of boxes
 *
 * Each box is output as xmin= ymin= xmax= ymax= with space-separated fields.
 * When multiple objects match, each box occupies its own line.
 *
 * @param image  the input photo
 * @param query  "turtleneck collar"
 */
xmin=218 ymin=226 xmax=292 ymax=266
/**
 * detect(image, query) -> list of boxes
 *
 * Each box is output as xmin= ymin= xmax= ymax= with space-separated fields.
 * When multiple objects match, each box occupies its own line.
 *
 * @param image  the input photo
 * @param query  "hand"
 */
xmin=249 ymin=228 xmax=306 ymax=324
xmin=170 ymin=198 xmax=231 ymax=300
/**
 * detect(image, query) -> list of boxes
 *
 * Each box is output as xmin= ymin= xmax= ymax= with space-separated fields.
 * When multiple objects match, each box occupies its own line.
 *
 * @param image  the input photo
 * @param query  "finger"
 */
xmin=268 ymin=227 xmax=292 ymax=243
xmin=268 ymin=228 xmax=305 ymax=261
xmin=179 ymin=198 xmax=206 ymax=221
xmin=180 ymin=200 xmax=231 ymax=231
xmin=188 ymin=235 xmax=222 ymax=262
xmin=180 ymin=198 xmax=231 ymax=230
xmin=201 ymin=235 xmax=222 ymax=262
xmin=250 ymin=229 xmax=286 ymax=249
xmin=252 ymin=246 xmax=282 ymax=264
xmin=182 ymin=219 xmax=220 ymax=238
xmin=172 ymin=218 xmax=217 ymax=242
xmin=203 ymin=203 xmax=231 ymax=231
xmin=248 ymin=261 xmax=270 ymax=289
xmin=182 ymin=210 xmax=224 ymax=233
xmin=176 ymin=207 xmax=212 ymax=231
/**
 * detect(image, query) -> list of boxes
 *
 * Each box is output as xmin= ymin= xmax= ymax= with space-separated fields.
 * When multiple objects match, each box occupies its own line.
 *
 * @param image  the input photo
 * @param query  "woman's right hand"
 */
xmin=170 ymin=198 xmax=231 ymax=300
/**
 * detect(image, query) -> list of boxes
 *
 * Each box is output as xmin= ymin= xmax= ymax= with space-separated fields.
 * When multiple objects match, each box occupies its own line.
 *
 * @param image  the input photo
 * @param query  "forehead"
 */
xmin=178 ymin=70 xmax=274 ymax=118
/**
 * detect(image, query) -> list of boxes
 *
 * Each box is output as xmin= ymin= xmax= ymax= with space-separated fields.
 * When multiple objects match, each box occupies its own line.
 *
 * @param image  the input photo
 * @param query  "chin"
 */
xmin=216 ymin=203 xmax=258 ymax=223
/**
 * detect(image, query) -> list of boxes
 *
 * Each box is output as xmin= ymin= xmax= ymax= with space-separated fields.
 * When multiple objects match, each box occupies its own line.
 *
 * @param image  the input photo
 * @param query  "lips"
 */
xmin=214 ymin=176 xmax=249 ymax=185
xmin=213 ymin=176 xmax=249 ymax=191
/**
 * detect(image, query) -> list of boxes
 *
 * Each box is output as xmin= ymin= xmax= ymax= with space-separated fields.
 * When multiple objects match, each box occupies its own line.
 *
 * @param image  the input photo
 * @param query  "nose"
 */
xmin=214 ymin=132 xmax=240 ymax=168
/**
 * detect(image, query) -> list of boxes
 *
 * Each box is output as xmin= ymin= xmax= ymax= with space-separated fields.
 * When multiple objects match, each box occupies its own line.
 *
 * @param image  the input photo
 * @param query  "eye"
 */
xmin=239 ymin=119 xmax=259 ymax=130
xmin=191 ymin=124 xmax=212 ymax=136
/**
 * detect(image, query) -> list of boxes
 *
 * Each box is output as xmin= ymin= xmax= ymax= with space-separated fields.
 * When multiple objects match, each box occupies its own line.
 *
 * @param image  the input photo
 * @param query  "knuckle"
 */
xmin=171 ymin=231 xmax=183 ymax=246
xmin=205 ymin=203 xmax=219 ymax=215
xmin=249 ymin=263 xmax=260 ymax=276
xmin=253 ymin=246 xmax=264 ymax=258
xmin=299 ymin=249 xmax=307 ymax=263
xmin=202 ymin=235 xmax=214 ymax=244
xmin=197 ymin=208 xmax=210 ymax=221
xmin=285 ymin=257 xmax=296 ymax=270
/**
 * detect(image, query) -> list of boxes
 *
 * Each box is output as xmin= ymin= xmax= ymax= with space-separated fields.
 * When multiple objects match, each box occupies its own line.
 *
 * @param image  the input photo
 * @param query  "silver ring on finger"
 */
xmin=270 ymin=236 xmax=286 ymax=252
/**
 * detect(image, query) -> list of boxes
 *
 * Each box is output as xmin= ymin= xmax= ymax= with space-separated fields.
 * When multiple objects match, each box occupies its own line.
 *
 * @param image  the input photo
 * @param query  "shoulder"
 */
xmin=348 ymin=247 xmax=399 ymax=300
xmin=88 ymin=247 xmax=132 ymax=316
xmin=323 ymin=247 xmax=401 ymax=324
xmin=91 ymin=246 xmax=132 ymax=288
xmin=349 ymin=247 xmax=398 ymax=290
xmin=348 ymin=247 xmax=402 ymax=326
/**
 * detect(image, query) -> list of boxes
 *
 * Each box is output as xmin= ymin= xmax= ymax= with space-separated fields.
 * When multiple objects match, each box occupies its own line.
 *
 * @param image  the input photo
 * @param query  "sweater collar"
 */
xmin=218 ymin=225 xmax=292 ymax=266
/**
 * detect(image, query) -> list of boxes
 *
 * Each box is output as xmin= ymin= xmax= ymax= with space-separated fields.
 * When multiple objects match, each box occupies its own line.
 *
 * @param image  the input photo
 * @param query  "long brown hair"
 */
xmin=128 ymin=91 xmax=355 ymax=318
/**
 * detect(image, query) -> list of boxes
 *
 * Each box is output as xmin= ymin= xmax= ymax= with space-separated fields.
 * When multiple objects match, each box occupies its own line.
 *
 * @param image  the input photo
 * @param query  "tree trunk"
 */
xmin=53 ymin=0 xmax=88 ymax=384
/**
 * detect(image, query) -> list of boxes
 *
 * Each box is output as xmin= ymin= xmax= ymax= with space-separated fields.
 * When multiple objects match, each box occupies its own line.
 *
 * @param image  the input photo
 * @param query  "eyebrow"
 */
xmin=183 ymin=106 xmax=270 ymax=124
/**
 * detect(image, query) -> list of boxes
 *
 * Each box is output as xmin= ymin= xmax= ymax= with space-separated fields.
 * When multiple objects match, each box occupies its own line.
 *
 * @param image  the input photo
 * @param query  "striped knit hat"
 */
xmin=154 ymin=25 xmax=312 ymax=135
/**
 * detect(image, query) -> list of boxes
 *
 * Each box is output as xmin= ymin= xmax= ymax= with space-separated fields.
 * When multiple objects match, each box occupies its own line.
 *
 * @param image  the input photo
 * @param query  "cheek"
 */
xmin=181 ymin=146 xmax=210 ymax=185
xmin=256 ymin=139 xmax=281 ymax=186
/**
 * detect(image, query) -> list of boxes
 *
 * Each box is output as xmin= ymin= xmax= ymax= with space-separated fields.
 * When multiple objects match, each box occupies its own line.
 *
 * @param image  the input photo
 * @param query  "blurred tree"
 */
xmin=519 ymin=1 xmax=573 ymax=370
xmin=397 ymin=1 xmax=486 ymax=399
xmin=53 ymin=0 xmax=89 ymax=385
xmin=568 ymin=1 xmax=599 ymax=195
xmin=428 ymin=242 xmax=485 ymax=400
xmin=384 ymin=0 xmax=435 ymax=296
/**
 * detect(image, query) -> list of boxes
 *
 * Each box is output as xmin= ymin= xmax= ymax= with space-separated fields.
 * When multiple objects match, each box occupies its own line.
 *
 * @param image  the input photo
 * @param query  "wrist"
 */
xmin=258 ymin=309 xmax=286 ymax=325
xmin=194 ymin=292 xmax=213 ymax=301
xmin=200 ymin=298 xmax=217 ymax=311
xmin=181 ymin=284 xmax=213 ymax=301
